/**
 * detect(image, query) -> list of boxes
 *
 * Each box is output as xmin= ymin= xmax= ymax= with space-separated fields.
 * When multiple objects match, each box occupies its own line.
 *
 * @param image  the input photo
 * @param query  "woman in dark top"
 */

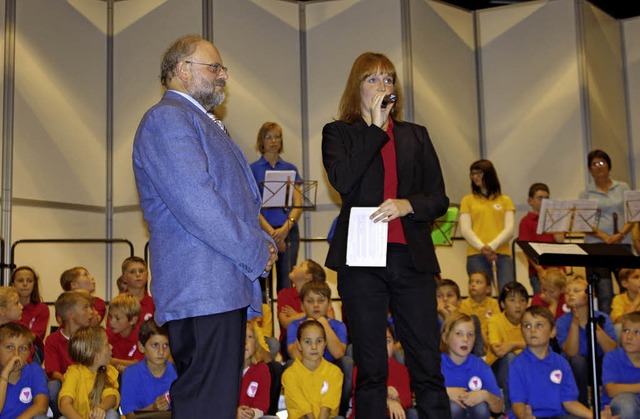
xmin=322 ymin=52 xmax=451 ymax=419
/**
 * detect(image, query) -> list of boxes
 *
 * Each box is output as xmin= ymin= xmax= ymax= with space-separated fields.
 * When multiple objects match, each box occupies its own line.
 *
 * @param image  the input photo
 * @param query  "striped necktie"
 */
xmin=207 ymin=112 xmax=229 ymax=135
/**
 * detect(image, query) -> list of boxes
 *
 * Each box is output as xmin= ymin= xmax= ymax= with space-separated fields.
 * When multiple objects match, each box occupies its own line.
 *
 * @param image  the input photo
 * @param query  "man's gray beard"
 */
xmin=192 ymin=89 xmax=225 ymax=110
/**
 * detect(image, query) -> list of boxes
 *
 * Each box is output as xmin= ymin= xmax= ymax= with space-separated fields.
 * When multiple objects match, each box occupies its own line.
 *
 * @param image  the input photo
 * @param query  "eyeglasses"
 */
xmin=591 ymin=161 xmax=606 ymax=167
xmin=469 ymin=170 xmax=484 ymax=177
xmin=264 ymin=135 xmax=282 ymax=142
xmin=185 ymin=60 xmax=228 ymax=75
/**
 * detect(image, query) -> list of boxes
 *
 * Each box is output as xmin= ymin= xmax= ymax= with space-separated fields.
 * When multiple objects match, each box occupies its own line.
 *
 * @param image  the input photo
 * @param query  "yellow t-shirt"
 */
xmin=486 ymin=311 xmax=525 ymax=365
xmin=610 ymin=293 xmax=634 ymax=323
xmin=459 ymin=296 xmax=500 ymax=349
xmin=460 ymin=193 xmax=515 ymax=256
xmin=282 ymin=358 xmax=343 ymax=419
xmin=59 ymin=364 xmax=120 ymax=418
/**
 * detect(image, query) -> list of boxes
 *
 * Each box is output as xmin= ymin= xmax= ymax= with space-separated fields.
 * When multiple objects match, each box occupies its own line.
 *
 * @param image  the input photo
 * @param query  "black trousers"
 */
xmin=166 ymin=308 xmax=246 ymax=419
xmin=338 ymin=244 xmax=451 ymax=419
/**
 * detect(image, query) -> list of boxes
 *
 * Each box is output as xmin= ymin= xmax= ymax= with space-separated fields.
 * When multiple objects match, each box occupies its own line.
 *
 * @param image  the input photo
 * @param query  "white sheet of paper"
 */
xmin=346 ymin=207 xmax=388 ymax=267
xmin=262 ymin=170 xmax=296 ymax=207
xmin=529 ymin=242 xmax=587 ymax=256
xmin=537 ymin=199 xmax=598 ymax=234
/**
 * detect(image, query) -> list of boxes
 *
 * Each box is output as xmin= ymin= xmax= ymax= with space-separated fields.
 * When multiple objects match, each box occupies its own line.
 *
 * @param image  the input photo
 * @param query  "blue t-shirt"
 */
xmin=601 ymin=348 xmax=640 ymax=405
xmin=287 ymin=317 xmax=347 ymax=362
xmin=0 ymin=362 xmax=48 ymax=419
xmin=440 ymin=353 xmax=500 ymax=397
xmin=509 ymin=347 xmax=578 ymax=419
xmin=120 ymin=360 xmax=178 ymax=414
xmin=250 ymin=156 xmax=301 ymax=227
xmin=556 ymin=311 xmax=616 ymax=358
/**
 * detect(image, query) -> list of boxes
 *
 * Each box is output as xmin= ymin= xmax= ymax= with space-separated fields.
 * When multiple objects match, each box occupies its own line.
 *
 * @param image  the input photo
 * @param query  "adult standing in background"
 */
xmin=132 ymin=35 xmax=277 ymax=418
xmin=580 ymin=149 xmax=632 ymax=314
xmin=322 ymin=51 xmax=451 ymax=419
xmin=459 ymin=159 xmax=515 ymax=294
xmin=251 ymin=122 xmax=303 ymax=293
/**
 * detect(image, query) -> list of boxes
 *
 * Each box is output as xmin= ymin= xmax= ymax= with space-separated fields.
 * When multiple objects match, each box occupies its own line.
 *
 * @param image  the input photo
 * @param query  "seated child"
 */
xmin=120 ymin=318 xmax=177 ymax=417
xmin=438 ymin=279 xmax=486 ymax=357
xmin=107 ymin=293 xmax=144 ymax=373
xmin=440 ymin=312 xmax=503 ymax=419
xmin=10 ymin=267 xmax=49 ymax=352
xmin=602 ymin=311 xmax=640 ymax=418
xmin=510 ymin=306 xmax=592 ymax=418
xmin=44 ymin=291 xmax=95 ymax=417
xmin=610 ymin=269 xmax=640 ymax=324
xmin=237 ymin=321 xmax=271 ymax=419
xmin=517 ymin=182 xmax=565 ymax=294
xmin=459 ymin=271 xmax=500 ymax=351
xmin=350 ymin=323 xmax=415 ymax=419
xmin=0 ymin=323 xmax=48 ymax=419
xmin=278 ymin=259 xmax=329 ymax=358
xmin=531 ymin=268 xmax=569 ymax=321
xmin=60 ymin=266 xmax=106 ymax=325
xmin=59 ymin=326 xmax=120 ymax=419
xmin=286 ymin=281 xmax=352 ymax=416
xmin=282 ymin=319 xmax=343 ymax=419
xmin=120 ymin=257 xmax=155 ymax=323
xmin=0 ymin=287 xmax=23 ymax=326
xmin=486 ymin=281 xmax=528 ymax=414
xmin=556 ymin=275 xmax=617 ymax=406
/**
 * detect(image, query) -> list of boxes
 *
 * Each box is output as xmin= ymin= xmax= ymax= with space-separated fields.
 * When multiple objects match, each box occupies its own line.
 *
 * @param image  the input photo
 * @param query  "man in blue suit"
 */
xmin=133 ymin=35 xmax=277 ymax=418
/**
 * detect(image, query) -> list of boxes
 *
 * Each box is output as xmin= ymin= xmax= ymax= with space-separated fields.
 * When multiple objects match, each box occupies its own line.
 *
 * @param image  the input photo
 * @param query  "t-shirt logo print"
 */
xmin=468 ymin=376 xmax=483 ymax=391
xmin=320 ymin=381 xmax=329 ymax=395
xmin=550 ymin=369 xmax=562 ymax=384
xmin=247 ymin=381 xmax=259 ymax=398
xmin=20 ymin=387 xmax=33 ymax=403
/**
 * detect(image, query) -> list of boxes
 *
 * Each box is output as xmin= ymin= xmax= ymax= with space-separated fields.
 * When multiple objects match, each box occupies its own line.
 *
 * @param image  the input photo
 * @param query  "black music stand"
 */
xmin=517 ymin=241 xmax=640 ymax=419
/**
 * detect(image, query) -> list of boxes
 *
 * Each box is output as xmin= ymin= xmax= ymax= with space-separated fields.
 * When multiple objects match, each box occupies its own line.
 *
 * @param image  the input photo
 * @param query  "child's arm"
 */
xmin=562 ymin=400 xmax=593 ymax=418
xmin=459 ymin=389 xmax=503 ymax=414
xmin=605 ymin=381 xmax=640 ymax=399
xmin=445 ymin=387 xmax=466 ymax=407
xmin=16 ymin=394 xmax=49 ymax=419
xmin=110 ymin=357 xmax=138 ymax=374
xmin=59 ymin=396 xmax=83 ymax=419
xmin=562 ymin=310 xmax=581 ymax=356
xmin=318 ymin=406 xmax=332 ymax=419
xmin=490 ymin=340 xmax=525 ymax=358
xmin=316 ymin=317 xmax=346 ymax=359
xmin=0 ymin=355 xmax=20 ymax=413
xmin=287 ymin=341 xmax=301 ymax=359
xmin=91 ymin=394 xmax=117 ymax=419
xmin=511 ymin=402 xmax=534 ymax=419
xmin=279 ymin=306 xmax=306 ymax=330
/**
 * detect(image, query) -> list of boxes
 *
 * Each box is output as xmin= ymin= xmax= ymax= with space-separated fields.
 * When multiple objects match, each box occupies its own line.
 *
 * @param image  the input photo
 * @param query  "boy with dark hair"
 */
xmin=517 ymin=183 xmax=564 ymax=295
xmin=0 ymin=323 xmax=48 ymax=418
xmin=509 ymin=306 xmax=596 ymax=418
xmin=120 ymin=318 xmax=177 ymax=417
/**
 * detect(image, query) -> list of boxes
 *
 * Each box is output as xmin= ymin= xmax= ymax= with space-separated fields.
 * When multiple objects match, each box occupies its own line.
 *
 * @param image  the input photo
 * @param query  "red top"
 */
xmin=350 ymin=356 xmax=412 ymax=418
xmin=107 ymin=326 xmax=144 ymax=361
xmin=18 ymin=301 xmax=50 ymax=349
xmin=93 ymin=296 xmax=107 ymax=324
xmin=238 ymin=362 xmax=271 ymax=413
xmin=518 ymin=212 xmax=563 ymax=275
xmin=531 ymin=293 xmax=569 ymax=321
xmin=44 ymin=328 xmax=74 ymax=378
xmin=138 ymin=292 xmax=156 ymax=325
xmin=277 ymin=287 xmax=302 ymax=342
xmin=382 ymin=119 xmax=406 ymax=244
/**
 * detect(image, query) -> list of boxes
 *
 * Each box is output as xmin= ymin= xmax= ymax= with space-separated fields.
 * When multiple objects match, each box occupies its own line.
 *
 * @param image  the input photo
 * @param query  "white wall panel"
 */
xmin=583 ymin=2 xmax=630 ymax=183
xmin=623 ymin=16 xmax=640 ymax=188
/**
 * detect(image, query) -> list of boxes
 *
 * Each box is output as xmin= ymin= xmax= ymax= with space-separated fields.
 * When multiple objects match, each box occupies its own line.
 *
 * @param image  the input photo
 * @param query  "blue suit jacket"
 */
xmin=133 ymin=90 xmax=273 ymax=325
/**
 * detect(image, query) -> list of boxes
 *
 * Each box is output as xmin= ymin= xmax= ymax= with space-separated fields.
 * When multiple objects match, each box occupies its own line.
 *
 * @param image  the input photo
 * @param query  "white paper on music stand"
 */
xmin=624 ymin=190 xmax=640 ymax=223
xmin=530 ymin=243 xmax=587 ymax=256
xmin=537 ymin=199 xmax=598 ymax=234
xmin=262 ymin=170 xmax=296 ymax=207
xmin=346 ymin=207 xmax=388 ymax=267
xmin=570 ymin=199 xmax=599 ymax=232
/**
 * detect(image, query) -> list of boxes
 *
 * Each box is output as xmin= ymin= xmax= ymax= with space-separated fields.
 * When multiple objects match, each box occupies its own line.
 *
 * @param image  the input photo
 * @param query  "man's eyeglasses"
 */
xmin=185 ymin=60 xmax=228 ymax=75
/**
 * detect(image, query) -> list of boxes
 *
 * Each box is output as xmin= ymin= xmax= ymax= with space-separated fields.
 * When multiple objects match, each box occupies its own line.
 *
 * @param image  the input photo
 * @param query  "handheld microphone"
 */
xmin=381 ymin=93 xmax=397 ymax=109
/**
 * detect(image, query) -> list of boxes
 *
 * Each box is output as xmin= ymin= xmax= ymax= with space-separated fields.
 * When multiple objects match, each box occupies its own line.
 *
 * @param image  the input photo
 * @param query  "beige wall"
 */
xmin=0 ymin=0 xmax=637 ymax=333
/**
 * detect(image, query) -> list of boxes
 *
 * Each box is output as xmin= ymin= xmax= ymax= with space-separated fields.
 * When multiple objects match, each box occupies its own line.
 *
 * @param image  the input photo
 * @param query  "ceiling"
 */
xmin=436 ymin=0 xmax=640 ymax=20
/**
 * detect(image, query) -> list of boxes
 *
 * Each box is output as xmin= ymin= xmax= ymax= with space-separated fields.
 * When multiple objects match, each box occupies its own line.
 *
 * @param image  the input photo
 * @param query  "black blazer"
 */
xmin=322 ymin=119 xmax=449 ymax=273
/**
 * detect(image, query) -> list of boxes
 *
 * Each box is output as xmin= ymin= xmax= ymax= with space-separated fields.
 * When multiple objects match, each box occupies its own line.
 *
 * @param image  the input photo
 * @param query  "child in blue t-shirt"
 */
xmin=120 ymin=318 xmax=177 ymax=417
xmin=556 ymin=276 xmax=617 ymax=406
xmin=602 ymin=311 xmax=640 ymax=418
xmin=0 ymin=323 xmax=48 ymax=419
xmin=440 ymin=312 xmax=503 ymax=418
xmin=286 ymin=280 xmax=352 ymax=416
